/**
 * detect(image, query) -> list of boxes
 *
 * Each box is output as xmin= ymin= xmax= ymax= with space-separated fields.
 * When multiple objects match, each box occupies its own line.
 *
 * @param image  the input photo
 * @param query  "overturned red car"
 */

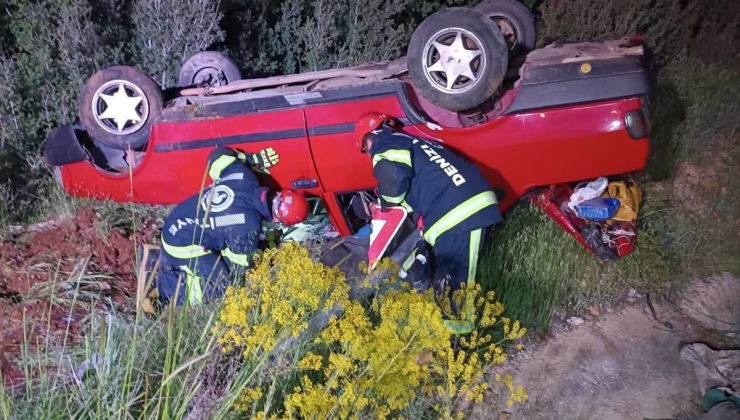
xmin=44 ymin=4 xmax=652 ymax=247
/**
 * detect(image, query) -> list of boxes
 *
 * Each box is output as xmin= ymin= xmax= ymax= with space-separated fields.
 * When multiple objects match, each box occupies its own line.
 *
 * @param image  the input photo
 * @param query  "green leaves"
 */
xmin=130 ymin=0 xmax=225 ymax=88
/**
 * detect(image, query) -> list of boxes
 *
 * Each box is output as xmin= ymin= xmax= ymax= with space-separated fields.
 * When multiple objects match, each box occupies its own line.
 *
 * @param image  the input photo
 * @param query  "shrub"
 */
xmin=212 ymin=243 xmax=527 ymax=418
xmin=130 ymin=0 xmax=225 ymax=88
xmin=223 ymin=0 xmax=475 ymax=77
xmin=0 ymin=0 xmax=225 ymax=223
xmin=537 ymin=0 xmax=739 ymax=63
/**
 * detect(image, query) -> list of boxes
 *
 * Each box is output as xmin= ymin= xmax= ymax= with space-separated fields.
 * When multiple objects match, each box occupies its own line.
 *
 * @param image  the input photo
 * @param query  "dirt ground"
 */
xmin=475 ymin=272 xmax=740 ymax=420
xmin=0 ymin=209 xmax=159 ymax=387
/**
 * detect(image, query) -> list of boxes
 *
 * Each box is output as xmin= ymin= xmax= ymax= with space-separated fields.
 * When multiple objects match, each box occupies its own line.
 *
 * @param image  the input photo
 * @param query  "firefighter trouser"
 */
xmin=431 ymin=227 xmax=488 ymax=334
xmin=156 ymin=252 xmax=231 ymax=306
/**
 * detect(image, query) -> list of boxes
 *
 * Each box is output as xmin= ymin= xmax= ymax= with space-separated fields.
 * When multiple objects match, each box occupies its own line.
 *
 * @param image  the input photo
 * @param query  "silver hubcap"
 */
xmin=92 ymin=80 xmax=148 ymax=136
xmin=422 ymin=28 xmax=486 ymax=94
xmin=192 ymin=66 xmax=229 ymax=87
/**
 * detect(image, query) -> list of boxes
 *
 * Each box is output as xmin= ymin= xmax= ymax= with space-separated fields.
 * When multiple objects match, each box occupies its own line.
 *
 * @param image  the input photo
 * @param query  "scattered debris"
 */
xmin=626 ymin=287 xmax=639 ymax=303
xmin=566 ymin=316 xmax=584 ymax=327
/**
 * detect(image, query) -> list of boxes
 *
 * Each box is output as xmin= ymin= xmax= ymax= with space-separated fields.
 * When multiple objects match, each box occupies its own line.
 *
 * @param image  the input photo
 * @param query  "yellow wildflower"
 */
xmin=298 ymin=352 xmax=323 ymax=371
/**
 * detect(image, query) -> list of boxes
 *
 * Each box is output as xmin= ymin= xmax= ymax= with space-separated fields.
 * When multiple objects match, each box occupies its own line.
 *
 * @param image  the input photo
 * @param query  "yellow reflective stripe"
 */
xmin=179 ymin=266 xmax=203 ymax=305
xmin=423 ymin=191 xmax=497 ymax=246
xmin=208 ymin=155 xmax=236 ymax=180
xmin=161 ymin=239 xmax=211 ymax=259
xmin=441 ymin=229 xmax=483 ymax=336
xmin=372 ymin=149 xmax=412 ymax=167
xmin=223 ymin=247 xmax=250 ymax=267
xmin=380 ymin=194 xmax=413 ymax=212
xmin=401 ymin=248 xmax=417 ymax=271
xmin=467 ymin=228 xmax=481 ymax=288
xmin=381 ymin=192 xmax=406 ymax=204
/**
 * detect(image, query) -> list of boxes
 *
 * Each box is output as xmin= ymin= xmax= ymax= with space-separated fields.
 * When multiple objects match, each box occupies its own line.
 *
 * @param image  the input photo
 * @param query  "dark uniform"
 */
xmin=369 ymin=126 xmax=502 ymax=333
xmin=157 ymin=148 xmax=271 ymax=305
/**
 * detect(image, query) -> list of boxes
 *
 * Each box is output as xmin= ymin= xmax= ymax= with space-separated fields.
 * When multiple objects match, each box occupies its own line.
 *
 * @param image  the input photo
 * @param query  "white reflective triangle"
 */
xmin=369 ymin=219 xmax=386 ymax=245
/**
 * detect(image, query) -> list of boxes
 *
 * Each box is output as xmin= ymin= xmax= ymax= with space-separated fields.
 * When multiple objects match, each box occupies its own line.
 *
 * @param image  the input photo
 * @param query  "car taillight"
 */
xmin=624 ymin=109 xmax=648 ymax=139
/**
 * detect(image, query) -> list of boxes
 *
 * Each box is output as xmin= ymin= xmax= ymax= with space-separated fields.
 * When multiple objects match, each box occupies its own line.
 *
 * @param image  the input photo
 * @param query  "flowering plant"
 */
xmin=212 ymin=243 xmax=527 ymax=418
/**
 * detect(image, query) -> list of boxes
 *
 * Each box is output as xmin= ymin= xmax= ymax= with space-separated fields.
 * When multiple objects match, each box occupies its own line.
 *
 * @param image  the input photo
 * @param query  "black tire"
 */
xmin=408 ymin=7 xmax=508 ymax=112
xmin=177 ymin=51 xmax=242 ymax=88
xmin=474 ymin=0 xmax=536 ymax=56
xmin=79 ymin=66 xmax=163 ymax=150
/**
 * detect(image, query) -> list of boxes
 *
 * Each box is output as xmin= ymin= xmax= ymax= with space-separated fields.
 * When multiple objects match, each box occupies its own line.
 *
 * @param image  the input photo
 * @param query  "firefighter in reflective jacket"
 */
xmin=157 ymin=146 xmax=309 ymax=305
xmin=355 ymin=112 xmax=503 ymax=334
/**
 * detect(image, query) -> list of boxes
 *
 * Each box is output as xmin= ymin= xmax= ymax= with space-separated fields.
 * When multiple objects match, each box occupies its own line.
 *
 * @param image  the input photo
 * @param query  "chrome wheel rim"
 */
xmin=92 ymin=80 xmax=148 ymax=135
xmin=422 ymin=27 xmax=486 ymax=95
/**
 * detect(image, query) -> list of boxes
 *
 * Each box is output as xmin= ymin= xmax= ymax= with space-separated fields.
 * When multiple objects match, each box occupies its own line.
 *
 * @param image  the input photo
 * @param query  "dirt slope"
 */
xmin=0 ymin=209 xmax=158 ymax=387
xmin=476 ymin=273 xmax=739 ymax=419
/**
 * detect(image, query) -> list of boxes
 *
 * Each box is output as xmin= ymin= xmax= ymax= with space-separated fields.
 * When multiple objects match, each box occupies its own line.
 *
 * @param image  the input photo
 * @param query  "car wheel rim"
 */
xmin=422 ymin=27 xmax=486 ymax=95
xmin=492 ymin=17 xmax=518 ymax=50
xmin=92 ymin=80 xmax=149 ymax=136
xmin=192 ymin=66 xmax=229 ymax=87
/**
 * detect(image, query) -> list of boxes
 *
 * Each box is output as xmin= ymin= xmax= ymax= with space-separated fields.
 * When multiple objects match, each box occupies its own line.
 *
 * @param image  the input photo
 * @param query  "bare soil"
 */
xmin=0 ymin=208 xmax=158 ymax=387
xmin=475 ymin=273 xmax=740 ymax=419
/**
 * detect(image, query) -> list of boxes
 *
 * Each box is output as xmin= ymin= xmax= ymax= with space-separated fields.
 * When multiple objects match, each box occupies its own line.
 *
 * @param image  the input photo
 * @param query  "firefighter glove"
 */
xmin=249 ymin=148 xmax=279 ymax=173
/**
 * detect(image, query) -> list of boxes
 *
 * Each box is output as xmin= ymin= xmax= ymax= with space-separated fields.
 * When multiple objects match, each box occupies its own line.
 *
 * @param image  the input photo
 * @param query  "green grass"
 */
xmin=477 ymin=190 xmax=679 ymax=334
xmin=647 ymin=57 xmax=740 ymax=274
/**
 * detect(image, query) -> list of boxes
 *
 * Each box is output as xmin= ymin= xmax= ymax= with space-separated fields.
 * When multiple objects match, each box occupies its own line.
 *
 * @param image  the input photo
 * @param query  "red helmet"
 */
xmin=355 ymin=112 xmax=391 ymax=151
xmin=273 ymin=190 xmax=309 ymax=226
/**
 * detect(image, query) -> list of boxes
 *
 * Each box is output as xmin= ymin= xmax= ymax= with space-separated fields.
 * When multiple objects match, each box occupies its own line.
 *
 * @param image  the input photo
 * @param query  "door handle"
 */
xmin=291 ymin=178 xmax=318 ymax=189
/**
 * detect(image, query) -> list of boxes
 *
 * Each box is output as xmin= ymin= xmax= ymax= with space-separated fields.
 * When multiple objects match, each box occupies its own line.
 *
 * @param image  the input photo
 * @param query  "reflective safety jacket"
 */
xmin=160 ymin=154 xmax=271 ymax=268
xmin=369 ymin=126 xmax=502 ymax=245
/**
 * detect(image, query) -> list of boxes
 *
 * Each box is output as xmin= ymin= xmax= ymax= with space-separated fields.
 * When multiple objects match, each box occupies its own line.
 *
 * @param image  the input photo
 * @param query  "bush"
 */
xmin=222 ymin=0 xmax=476 ymax=77
xmin=537 ymin=0 xmax=739 ymax=63
xmin=0 ymin=0 xmax=225 ymax=223
xmin=130 ymin=0 xmax=224 ymax=88
xmin=212 ymin=243 xmax=527 ymax=418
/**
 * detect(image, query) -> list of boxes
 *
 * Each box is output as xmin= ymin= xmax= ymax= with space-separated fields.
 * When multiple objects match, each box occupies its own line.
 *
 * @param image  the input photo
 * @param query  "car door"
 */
xmin=303 ymin=81 xmax=422 ymax=195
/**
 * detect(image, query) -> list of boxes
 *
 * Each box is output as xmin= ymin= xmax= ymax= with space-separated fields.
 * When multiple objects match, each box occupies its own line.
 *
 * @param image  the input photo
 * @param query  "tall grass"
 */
xmin=1 ymin=265 xmax=223 ymax=419
xmin=478 ymin=192 xmax=677 ymax=333
xmin=645 ymin=57 xmax=740 ymax=274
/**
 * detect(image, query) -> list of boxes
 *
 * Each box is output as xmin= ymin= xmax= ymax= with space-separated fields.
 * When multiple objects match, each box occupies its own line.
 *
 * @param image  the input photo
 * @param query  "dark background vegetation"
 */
xmin=0 ymin=0 xmax=738 ymax=330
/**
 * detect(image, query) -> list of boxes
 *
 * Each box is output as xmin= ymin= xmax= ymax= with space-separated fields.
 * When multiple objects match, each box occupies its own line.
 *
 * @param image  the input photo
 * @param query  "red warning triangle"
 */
xmin=368 ymin=206 xmax=408 ymax=271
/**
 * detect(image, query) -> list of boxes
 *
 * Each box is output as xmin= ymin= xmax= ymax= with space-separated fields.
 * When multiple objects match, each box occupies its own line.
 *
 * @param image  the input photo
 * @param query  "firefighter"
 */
xmin=355 ymin=112 xmax=502 ymax=333
xmin=157 ymin=146 xmax=309 ymax=305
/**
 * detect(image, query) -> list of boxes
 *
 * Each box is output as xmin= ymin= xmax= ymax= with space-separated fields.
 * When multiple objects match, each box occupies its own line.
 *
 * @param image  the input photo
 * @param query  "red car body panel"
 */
xmin=58 ymin=93 xmax=648 ymax=236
